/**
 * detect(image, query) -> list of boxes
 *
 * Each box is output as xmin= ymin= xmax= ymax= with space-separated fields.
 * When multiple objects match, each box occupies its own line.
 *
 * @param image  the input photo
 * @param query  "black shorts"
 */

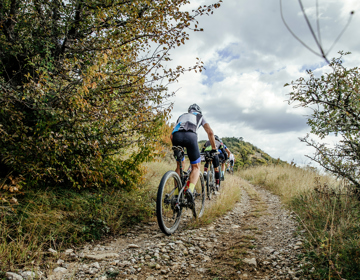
xmin=204 ymin=154 xmax=220 ymax=169
xmin=218 ymin=153 xmax=225 ymax=163
xmin=230 ymin=160 xmax=234 ymax=166
xmin=172 ymin=131 xmax=201 ymax=164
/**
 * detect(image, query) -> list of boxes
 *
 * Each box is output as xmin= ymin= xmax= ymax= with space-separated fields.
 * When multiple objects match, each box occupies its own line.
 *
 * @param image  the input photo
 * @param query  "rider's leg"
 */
xmin=204 ymin=161 xmax=209 ymax=173
xmin=188 ymin=162 xmax=200 ymax=192
xmin=213 ymin=157 xmax=220 ymax=188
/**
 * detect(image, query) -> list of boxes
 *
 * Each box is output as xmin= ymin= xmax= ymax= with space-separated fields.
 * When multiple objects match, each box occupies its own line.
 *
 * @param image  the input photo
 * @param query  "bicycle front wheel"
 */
xmin=192 ymin=172 xmax=205 ymax=218
xmin=156 ymin=171 xmax=182 ymax=235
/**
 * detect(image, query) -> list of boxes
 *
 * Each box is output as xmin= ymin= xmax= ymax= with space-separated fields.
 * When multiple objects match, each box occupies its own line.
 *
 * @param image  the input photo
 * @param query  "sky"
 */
xmin=165 ymin=0 xmax=360 ymax=167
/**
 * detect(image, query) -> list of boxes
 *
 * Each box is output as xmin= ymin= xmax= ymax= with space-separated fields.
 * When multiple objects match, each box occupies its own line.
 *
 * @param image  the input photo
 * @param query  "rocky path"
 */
xmin=6 ymin=179 xmax=307 ymax=280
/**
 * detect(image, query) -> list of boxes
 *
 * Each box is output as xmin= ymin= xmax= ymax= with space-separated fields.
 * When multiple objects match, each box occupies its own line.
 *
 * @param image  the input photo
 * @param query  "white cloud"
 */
xmin=165 ymin=0 xmax=360 ymax=166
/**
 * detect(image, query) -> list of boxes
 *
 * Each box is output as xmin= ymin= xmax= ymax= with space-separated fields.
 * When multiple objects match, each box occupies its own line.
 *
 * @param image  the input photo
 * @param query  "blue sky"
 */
xmin=166 ymin=0 xmax=360 ymax=166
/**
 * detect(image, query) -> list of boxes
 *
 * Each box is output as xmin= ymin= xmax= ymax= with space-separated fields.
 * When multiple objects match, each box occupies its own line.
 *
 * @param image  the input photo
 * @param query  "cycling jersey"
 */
xmin=229 ymin=153 xmax=235 ymax=161
xmin=172 ymin=111 xmax=207 ymax=134
xmin=218 ymin=144 xmax=227 ymax=154
xmin=171 ymin=110 xmax=208 ymax=164
xmin=202 ymin=140 xmax=223 ymax=151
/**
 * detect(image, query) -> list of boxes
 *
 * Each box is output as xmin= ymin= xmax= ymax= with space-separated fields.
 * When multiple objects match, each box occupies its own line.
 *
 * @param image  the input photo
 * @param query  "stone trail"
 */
xmin=6 ymin=180 xmax=307 ymax=280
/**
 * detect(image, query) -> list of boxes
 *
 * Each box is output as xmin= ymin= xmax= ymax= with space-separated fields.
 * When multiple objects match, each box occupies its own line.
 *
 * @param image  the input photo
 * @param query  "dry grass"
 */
xmin=190 ymin=173 xmax=242 ymax=227
xmin=0 ymin=156 xmax=243 ymax=275
xmin=239 ymin=164 xmax=336 ymax=203
xmin=239 ymin=164 xmax=360 ymax=279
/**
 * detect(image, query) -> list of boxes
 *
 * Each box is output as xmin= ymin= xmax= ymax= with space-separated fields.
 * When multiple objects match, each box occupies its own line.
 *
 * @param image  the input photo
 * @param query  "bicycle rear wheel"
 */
xmin=218 ymin=163 xmax=223 ymax=189
xmin=210 ymin=163 xmax=216 ymax=194
xmin=207 ymin=163 xmax=216 ymax=199
xmin=192 ymin=173 xmax=205 ymax=218
xmin=156 ymin=171 xmax=183 ymax=235
xmin=206 ymin=162 xmax=212 ymax=200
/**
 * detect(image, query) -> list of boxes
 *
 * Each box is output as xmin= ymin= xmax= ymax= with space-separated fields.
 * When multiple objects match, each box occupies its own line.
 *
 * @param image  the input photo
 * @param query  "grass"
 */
xmin=189 ymin=173 xmax=242 ymax=228
xmin=0 ymin=154 xmax=243 ymax=275
xmin=0 ymin=167 xmax=160 ymax=273
xmin=240 ymin=164 xmax=360 ymax=280
xmin=239 ymin=164 xmax=335 ymax=203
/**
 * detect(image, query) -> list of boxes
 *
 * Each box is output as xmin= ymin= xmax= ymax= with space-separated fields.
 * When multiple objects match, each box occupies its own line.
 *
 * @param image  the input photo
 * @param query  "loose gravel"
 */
xmin=6 ymin=179 xmax=308 ymax=280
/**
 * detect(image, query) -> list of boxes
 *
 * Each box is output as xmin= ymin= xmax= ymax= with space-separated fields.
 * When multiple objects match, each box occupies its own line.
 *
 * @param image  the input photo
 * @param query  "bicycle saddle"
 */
xmin=172 ymin=146 xmax=184 ymax=160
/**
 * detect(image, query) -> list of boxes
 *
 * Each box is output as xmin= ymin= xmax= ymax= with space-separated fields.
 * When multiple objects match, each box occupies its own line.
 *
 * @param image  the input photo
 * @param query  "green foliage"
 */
xmin=287 ymin=52 xmax=360 ymax=189
xmin=199 ymin=137 xmax=286 ymax=170
xmin=0 ymin=0 xmax=221 ymax=188
xmin=291 ymin=189 xmax=360 ymax=279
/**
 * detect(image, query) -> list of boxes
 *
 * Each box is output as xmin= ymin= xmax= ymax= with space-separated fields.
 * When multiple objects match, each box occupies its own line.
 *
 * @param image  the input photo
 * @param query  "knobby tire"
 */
xmin=156 ymin=171 xmax=182 ymax=235
xmin=192 ymin=173 xmax=205 ymax=218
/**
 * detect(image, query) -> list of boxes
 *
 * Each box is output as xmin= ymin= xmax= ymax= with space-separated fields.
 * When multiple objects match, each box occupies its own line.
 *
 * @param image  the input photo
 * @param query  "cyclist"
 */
xmin=201 ymin=136 xmax=225 ymax=190
xmin=227 ymin=153 xmax=235 ymax=172
xmin=216 ymin=136 xmax=231 ymax=180
xmin=170 ymin=104 xmax=217 ymax=206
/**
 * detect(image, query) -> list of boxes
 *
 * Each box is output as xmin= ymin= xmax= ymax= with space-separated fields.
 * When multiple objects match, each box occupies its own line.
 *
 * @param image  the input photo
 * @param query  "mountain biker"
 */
xmin=170 ymin=104 xmax=217 ymax=206
xmin=227 ymin=153 xmax=235 ymax=172
xmin=216 ymin=136 xmax=231 ymax=180
xmin=200 ymin=137 xmax=225 ymax=191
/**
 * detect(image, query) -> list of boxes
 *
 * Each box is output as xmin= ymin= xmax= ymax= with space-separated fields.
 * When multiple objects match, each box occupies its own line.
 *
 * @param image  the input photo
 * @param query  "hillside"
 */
xmin=199 ymin=136 xmax=287 ymax=170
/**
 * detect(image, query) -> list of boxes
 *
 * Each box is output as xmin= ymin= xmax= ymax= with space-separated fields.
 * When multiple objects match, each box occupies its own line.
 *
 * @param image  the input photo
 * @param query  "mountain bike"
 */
xmin=226 ymin=160 xmax=234 ymax=175
xmin=203 ymin=151 xmax=219 ymax=200
xmin=226 ymin=166 xmax=234 ymax=175
xmin=156 ymin=146 xmax=205 ymax=235
xmin=219 ymin=158 xmax=225 ymax=182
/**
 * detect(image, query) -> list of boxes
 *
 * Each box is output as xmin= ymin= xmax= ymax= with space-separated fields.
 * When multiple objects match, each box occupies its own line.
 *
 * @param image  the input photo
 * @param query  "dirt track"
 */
xmin=6 ymin=177 xmax=307 ymax=280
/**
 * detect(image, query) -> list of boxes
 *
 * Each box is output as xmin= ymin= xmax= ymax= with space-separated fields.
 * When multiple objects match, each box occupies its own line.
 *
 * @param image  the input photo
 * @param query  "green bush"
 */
xmin=0 ymin=0 xmax=220 ymax=189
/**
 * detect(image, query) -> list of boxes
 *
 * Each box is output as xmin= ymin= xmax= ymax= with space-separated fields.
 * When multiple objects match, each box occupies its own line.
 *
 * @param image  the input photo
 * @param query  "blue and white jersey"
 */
xmin=172 ymin=110 xmax=207 ymax=134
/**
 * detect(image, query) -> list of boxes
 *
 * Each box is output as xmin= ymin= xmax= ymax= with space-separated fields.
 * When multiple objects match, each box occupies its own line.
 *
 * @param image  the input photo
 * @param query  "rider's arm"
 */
xmin=226 ymin=148 xmax=231 ymax=158
xmin=203 ymin=123 xmax=216 ymax=150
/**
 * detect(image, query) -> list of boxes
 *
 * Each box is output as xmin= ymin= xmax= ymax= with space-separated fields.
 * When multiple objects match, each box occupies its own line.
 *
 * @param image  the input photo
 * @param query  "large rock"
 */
xmin=85 ymin=253 xmax=119 ymax=260
xmin=243 ymin=257 xmax=257 ymax=267
xmin=5 ymin=272 xmax=23 ymax=280
xmin=53 ymin=267 xmax=68 ymax=273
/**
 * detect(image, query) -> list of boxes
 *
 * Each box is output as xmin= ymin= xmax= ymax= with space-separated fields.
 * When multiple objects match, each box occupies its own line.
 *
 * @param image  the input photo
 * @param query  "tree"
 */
xmin=280 ymin=0 xmax=354 ymax=64
xmin=0 ymin=0 xmax=221 ymax=188
xmin=286 ymin=52 xmax=360 ymax=189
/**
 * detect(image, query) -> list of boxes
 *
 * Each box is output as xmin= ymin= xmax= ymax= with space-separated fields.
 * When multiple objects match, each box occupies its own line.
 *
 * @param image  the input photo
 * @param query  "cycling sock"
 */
xmin=221 ymin=171 xmax=224 ymax=176
xmin=204 ymin=167 xmax=208 ymax=172
xmin=189 ymin=183 xmax=195 ymax=192
xmin=215 ymin=171 xmax=220 ymax=185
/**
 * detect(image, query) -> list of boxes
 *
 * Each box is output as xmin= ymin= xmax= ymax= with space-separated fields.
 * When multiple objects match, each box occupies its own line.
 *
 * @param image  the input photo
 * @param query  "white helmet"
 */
xmin=188 ymin=104 xmax=202 ymax=114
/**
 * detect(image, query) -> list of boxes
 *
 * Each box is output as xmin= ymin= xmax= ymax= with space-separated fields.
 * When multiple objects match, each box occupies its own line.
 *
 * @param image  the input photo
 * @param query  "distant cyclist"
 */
xmin=216 ymin=136 xmax=231 ymax=180
xmin=227 ymin=153 xmax=235 ymax=172
xmin=201 ymin=136 xmax=225 ymax=190
xmin=171 ymin=104 xmax=217 ymax=206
